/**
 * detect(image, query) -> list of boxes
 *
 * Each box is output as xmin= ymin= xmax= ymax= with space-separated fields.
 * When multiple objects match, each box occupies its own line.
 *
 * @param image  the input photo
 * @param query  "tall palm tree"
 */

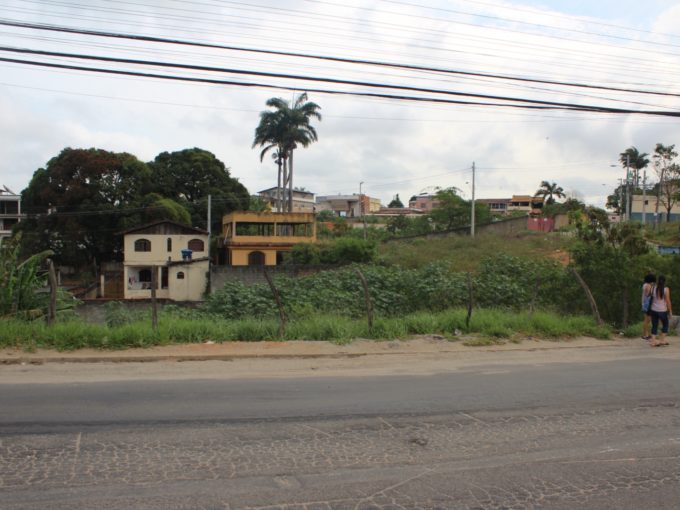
xmin=252 ymin=109 xmax=286 ymax=211
xmin=619 ymin=147 xmax=649 ymax=188
xmin=535 ymin=181 xmax=565 ymax=205
xmin=252 ymin=93 xmax=321 ymax=212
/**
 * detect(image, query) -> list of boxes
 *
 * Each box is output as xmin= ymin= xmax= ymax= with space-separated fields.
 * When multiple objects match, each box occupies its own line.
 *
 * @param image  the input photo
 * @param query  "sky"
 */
xmin=2 ymin=0 xmax=680 ymax=210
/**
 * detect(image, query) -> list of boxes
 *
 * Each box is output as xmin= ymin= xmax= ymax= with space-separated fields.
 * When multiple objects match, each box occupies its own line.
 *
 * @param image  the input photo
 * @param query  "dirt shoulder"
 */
xmin=1 ymin=336 xmax=678 ymax=384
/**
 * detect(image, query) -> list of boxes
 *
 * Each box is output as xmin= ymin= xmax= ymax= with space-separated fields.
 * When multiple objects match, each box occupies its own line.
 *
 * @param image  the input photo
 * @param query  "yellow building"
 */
xmin=221 ymin=211 xmax=316 ymax=266
xmin=122 ymin=221 xmax=209 ymax=301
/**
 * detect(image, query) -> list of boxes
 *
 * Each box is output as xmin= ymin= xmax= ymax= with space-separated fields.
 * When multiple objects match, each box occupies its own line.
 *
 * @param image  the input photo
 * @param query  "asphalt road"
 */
xmin=2 ymin=355 xmax=680 ymax=509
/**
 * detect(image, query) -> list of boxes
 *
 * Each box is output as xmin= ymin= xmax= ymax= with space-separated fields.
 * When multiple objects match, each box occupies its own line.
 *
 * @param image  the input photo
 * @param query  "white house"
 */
xmin=121 ymin=220 xmax=209 ymax=301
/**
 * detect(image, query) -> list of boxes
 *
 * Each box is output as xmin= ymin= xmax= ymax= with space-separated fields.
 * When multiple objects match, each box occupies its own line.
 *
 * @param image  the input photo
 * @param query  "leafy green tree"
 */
xmin=315 ymin=209 xmax=336 ymax=221
xmin=429 ymin=187 xmax=490 ymax=231
xmin=652 ymin=143 xmax=680 ymax=222
xmin=535 ymin=181 xmax=565 ymax=205
xmin=386 ymin=214 xmax=409 ymax=234
xmin=252 ymin=93 xmax=321 ymax=212
xmin=149 ymin=148 xmax=250 ymax=233
xmin=124 ymin=193 xmax=192 ymax=226
xmin=17 ymin=147 xmax=151 ymax=267
xmin=388 ymin=194 xmax=404 ymax=208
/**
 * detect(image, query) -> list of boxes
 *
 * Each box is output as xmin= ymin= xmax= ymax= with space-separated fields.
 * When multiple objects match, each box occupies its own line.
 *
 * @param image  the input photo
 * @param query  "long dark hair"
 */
xmin=656 ymin=275 xmax=666 ymax=299
xmin=644 ymin=272 xmax=656 ymax=284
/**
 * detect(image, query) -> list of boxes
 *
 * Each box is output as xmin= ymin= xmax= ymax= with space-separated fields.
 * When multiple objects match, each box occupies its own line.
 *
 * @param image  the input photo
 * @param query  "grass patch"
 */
xmin=379 ymin=231 xmax=574 ymax=270
xmin=0 ymin=308 xmax=611 ymax=351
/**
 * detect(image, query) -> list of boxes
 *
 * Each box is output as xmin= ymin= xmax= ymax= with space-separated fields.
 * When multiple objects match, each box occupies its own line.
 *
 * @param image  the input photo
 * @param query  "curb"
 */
xmin=0 ymin=342 xmax=633 ymax=365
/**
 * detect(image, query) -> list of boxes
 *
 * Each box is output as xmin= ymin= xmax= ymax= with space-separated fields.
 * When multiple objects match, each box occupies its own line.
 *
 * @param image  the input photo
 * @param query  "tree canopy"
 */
xmin=148 ymin=148 xmax=250 ymax=233
xmin=17 ymin=147 xmax=249 ymax=268
xmin=388 ymin=194 xmax=404 ymax=208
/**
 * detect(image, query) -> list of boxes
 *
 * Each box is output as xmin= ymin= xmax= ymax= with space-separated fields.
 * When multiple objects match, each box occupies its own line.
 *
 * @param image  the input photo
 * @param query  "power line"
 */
xmin=2 ymin=20 xmax=680 ymax=100
xmin=6 ymin=45 xmax=676 ymax=113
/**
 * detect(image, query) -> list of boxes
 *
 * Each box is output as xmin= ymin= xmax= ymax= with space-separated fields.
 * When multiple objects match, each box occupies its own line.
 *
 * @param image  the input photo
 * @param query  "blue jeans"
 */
xmin=650 ymin=310 xmax=669 ymax=335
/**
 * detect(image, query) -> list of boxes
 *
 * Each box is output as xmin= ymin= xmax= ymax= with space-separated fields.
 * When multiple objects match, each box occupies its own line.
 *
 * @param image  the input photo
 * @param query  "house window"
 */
xmin=138 ymin=268 xmax=152 ymax=282
xmin=161 ymin=267 xmax=168 ymax=289
xmin=188 ymin=239 xmax=205 ymax=252
xmin=134 ymin=239 xmax=151 ymax=252
xmin=167 ymin=238 xmax=172 ymax=252
xmin=177 ymin=272 xmax=185 ymax=279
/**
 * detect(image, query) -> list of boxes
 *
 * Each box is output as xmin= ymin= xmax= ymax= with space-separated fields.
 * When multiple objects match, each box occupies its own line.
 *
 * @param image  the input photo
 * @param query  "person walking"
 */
xmin=650 ymin=274 xmax=672 ymax=347
xmin=641 ymin=272 xmax=656 ymax=341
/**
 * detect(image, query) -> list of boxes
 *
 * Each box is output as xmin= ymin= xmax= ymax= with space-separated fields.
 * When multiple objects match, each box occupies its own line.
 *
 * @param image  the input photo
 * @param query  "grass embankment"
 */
xmin=0 ymin=309 xmax=611 ymax=351
xmin=642 ymin=223 xmax=680 ymax=245
xmin=379 ymin=230 xmax=574 ymax=270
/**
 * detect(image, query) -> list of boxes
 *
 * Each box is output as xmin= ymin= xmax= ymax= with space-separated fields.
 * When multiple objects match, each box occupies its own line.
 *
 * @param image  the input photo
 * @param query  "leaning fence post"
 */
xmin=151 ymin=265 xmax=158 ymax=331
xmin=570 ymin=268 xmax=604 ymax=326
xmin=466 ymin=272 xmax=473 ymax=329
xmin=263 ymin=268 xmax=286 ymax=338
xmin=46 ymin=258 xmax=57 ymax=326
xmin=355 ymin=268 xmax=374 ymax=332
xmin=529 ymin=275 xmax=541 ymax=318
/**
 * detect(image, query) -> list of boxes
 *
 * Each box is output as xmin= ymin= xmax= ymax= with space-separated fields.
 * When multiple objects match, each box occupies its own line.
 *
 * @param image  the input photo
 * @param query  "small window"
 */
xmin=177 ymin=272 xmax=185 ymax=279
xmin=138 ymin=268 xmax=152 ymax=282
xmin=167 ymin=237 xmax=172 ymax=252
xmin=188 ymin=238 xmax=205 ymax=252
xmin=134 ymin=239 xmax=151 ymax=252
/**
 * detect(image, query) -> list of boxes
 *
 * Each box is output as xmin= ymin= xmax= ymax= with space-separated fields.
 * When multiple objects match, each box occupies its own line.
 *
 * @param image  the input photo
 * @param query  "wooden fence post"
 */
xmin=46 ymin=258 xmax=57 ymax=326
xmin=529 ymin=275 xmax=541 ymax=318
xmin=355 ymin=268 xmax=374 ymax=332
xmin=466 ymin=272 xmax=473 ymax=329
xmin=570 ymin=268 xmax=604 ymax=326
xmin=151 ymin=265 xmax=158 ymax=331
xmin=263 ymin=268 xmax=286 ymax=338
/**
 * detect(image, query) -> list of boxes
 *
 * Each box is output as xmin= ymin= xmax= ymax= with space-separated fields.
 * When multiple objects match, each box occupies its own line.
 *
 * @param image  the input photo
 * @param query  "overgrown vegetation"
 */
xmin=0 ymin=308 xmax=611 ymax=351
xmin=379 ymin=230 xmax=573 ymax=271
xmin=0 ymin=234 xmax=77 ymax=319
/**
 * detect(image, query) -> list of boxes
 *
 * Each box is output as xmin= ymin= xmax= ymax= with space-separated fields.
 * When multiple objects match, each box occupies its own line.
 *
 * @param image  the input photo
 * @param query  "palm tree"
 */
xmin=535 ymin=181 xmax=565 ymax=205
xmin=252 ymin=93 xmax=321 ymax=212
xmin=619 ymin=147 xmax=649 ymax=188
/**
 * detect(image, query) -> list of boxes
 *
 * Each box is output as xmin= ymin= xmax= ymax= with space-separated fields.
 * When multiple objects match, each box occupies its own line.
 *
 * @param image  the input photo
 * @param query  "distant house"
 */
xmin=408 ymin=193 xmax=439 ymax=211
xmin=0 ymin=185 xmax=23 ymax=245
xmin=121 ymin=221 xmax=209 ymax=301
xmin=476 ymin=198 xmax=510 ymax=216
xmin=630 ymin=194 xmax=680 ymax=223
xmin=509 ymin=195 xmax=543 ymax=216
xmin=220 ymin=211 xmax=316 ymax=266
xmin=258 ymin=187 xmax=315 ymax=213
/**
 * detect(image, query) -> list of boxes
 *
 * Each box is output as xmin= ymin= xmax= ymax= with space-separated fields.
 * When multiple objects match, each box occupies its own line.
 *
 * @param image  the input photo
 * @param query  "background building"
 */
xmin=0 ymin=185 xmax=22 ymax=245
xmin=258 ymin=187 xmax=315 ymax=213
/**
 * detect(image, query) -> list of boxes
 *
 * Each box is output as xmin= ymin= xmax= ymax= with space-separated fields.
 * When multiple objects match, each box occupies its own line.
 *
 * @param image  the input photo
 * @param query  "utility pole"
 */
xmin=359 ymin=181 xmax=367 ymax=240
xmin=618 ymin=179 xmax=624 ymax=218
xmin=626 ymin=154 xmax=631 ymax=222
xmin=642 ymin=168 xmax=647 ymax=226
xmin=471 ymin=161 xmax=476 ymax=238
xmin=207 ymin=194 xmax=212 ymax=239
